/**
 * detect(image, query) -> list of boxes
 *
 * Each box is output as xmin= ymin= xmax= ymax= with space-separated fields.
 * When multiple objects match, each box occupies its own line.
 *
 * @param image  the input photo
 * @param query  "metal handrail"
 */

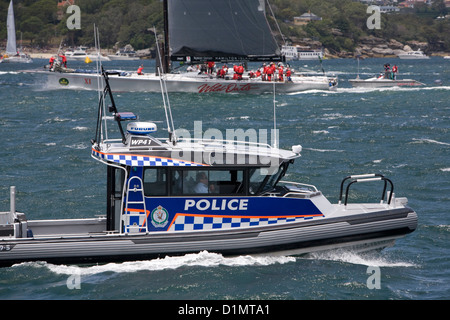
xmin=339 ymin=174 xmax=394 ymax=206
xmin=279 ymin=180 xmax=319 ymax=192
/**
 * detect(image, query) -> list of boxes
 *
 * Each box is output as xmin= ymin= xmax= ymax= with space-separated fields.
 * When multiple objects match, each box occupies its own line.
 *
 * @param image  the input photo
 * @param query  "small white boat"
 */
xmin=398 ymin=50 xmax=430 ymax=59
xmin=349 ymin=76 xmax=425 ymax=88
xmin=108 ymin=48 xmax=140 ymax=61
xmin=65 ymin=46 xmax=111 ymax=62
xmin=350 ymin=60 xmax=424 ymax=88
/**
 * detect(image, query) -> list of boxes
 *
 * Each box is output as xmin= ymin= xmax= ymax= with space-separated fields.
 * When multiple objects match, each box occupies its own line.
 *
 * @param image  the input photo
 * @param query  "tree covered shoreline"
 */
xmin=1 ymin=0 xmax=449 ymax=56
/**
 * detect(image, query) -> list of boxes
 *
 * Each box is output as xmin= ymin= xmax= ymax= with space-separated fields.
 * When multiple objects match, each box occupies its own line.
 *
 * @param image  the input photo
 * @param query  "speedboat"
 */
xmin=349 ymin=76 xmax=425 ymax=88
xmin=0 ymin=70 xmax=416 ymax=267
xmin=398 ymin=50 xmax=430 ymax=59
xmin=65 ymin=46 xmax=111 ymax=62
xmin=108 ymin=48 xmax=140 ymax=61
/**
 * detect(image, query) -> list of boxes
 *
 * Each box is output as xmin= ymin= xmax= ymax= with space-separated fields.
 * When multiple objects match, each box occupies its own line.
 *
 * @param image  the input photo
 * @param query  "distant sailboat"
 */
xmin=1 ymin=0 xmax=32 ymax=63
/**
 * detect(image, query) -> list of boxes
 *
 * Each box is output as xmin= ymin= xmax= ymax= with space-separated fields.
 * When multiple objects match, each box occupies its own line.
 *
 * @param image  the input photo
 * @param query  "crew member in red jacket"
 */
xmin=266 ymin=62 xmax=275 ymax=81
xmin=137 ymin=65 xmax=144 ymax=75
xmin=286 ymin=68 xmax=292 ymax=82
xmin=207 ymin=61 xmax=215 ymax=74
xmin=49 ymin=56 xmax=55 ymax=69
xmin=278 ymin=65 xmax=284 ymax=82
xmin=58 ymin=54 xmax=67 ymax=68
xmin=234 ymin=63 xmax=244 ymax=80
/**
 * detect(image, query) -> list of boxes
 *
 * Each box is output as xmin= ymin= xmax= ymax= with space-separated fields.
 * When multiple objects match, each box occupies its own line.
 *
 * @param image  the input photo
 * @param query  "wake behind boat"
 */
xmin=0 ymin=69 xmax=416 ymax=267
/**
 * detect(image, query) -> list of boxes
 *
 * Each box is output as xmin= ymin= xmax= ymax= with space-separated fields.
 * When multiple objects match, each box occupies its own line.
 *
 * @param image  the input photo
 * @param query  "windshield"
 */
xmin=249 ymin=164 xmax=286 ymax=195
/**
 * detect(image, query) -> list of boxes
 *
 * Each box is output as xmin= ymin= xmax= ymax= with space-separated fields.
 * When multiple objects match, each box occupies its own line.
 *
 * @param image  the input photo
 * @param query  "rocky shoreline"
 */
xmin=325 ymin=35 xmax=449 ymax=59
xmin=23 ymin=39 xmax=449 ymax=60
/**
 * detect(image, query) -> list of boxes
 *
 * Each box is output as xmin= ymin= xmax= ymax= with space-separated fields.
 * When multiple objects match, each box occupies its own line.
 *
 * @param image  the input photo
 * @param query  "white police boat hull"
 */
xmin=0 ymin=192 xmax=416 ymax=267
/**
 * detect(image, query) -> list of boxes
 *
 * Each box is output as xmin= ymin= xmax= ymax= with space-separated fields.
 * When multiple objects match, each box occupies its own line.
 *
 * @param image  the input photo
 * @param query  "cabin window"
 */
xmin=143 ymin=168 xmax=167 ymax=196
xmin=171 ymin=169 xmax=245 ymax=195
xmin=248 ymin=165 xmax=286 ymax=194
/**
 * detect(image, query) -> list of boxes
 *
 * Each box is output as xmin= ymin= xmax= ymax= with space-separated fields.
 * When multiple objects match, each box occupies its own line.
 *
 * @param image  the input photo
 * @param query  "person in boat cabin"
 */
xmin=137 ymin=65 xmax=144 ymax=75
xmin=194 ymin=172 xmax=215 ymax=193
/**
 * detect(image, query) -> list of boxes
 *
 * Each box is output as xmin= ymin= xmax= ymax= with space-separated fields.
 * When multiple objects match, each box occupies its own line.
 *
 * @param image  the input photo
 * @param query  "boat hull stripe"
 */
xmin=92 ymin=148 xmax=206 ymax=167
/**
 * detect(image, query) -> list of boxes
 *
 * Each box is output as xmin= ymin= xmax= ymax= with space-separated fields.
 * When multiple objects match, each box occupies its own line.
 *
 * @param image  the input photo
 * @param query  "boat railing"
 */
xmin=279 ymin=181 xmax=318 ymax=192
xmin=278 ymin=181 xmax=320 ymax=198
xmin=339 ymin=174 xmax=394 ymax=206
xmin=173 ymin=137 xmax=275 ymax=152
xmin=102 ymin=137 xmax=275 ymax=151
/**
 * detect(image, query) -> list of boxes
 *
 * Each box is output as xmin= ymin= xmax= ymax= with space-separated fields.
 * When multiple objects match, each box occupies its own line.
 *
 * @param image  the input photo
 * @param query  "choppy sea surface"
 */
xmin=0 ymin=57 xmax=448 ymax=300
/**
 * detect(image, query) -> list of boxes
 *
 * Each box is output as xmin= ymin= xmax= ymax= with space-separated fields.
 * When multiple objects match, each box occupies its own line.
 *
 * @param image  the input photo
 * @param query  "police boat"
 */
xmin=0 ymin=71 xmax=417 ymax=267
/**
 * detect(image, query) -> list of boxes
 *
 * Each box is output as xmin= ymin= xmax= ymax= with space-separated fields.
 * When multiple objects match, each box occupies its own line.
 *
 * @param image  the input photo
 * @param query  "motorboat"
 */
xmin=349 ymin=60 xmax=424 ymax=88
xmin=398 ymin=50 xmax=430 ymax=59
xmin=65 ymin=46 xmax=111 ymax=62
xmin=0 ymin=70 xmax=417 ymax=267
xmin=108 ymin=47 xmax=140 ymax=61
xmin=349 ymin=76 xmax=425 ymax=88
xmin=1 ymin=1 xmax=32 ymax=64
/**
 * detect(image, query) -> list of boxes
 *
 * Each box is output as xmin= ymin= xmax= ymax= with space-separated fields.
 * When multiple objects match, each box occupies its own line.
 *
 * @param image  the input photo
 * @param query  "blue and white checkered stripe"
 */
xmin=92 ymin=149 xmax=205 ymax=167
xmin=169 ymin=215 xmax=319 ymax=231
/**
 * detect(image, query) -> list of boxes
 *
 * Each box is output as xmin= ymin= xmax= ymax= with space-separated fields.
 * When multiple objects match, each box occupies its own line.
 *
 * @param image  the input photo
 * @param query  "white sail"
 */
xmin=6 ymin=0 xmax=17 ymax=55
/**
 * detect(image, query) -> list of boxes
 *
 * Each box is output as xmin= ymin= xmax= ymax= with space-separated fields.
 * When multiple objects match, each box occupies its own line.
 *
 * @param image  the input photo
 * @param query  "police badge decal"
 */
xmin=151 ymin=205 xmax=169 ymax=228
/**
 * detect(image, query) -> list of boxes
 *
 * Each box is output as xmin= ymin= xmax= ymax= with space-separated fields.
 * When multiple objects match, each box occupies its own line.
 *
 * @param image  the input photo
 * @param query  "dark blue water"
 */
xmin=0 ymin=57 xmax=449 ymax=300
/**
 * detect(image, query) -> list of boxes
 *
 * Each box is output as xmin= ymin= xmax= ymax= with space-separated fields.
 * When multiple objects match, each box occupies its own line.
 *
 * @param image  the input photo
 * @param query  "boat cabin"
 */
xmin=90 ymin=70 xmax=325 ymax=235
xmin=93 ymin=124 xmax=325 ymax=234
